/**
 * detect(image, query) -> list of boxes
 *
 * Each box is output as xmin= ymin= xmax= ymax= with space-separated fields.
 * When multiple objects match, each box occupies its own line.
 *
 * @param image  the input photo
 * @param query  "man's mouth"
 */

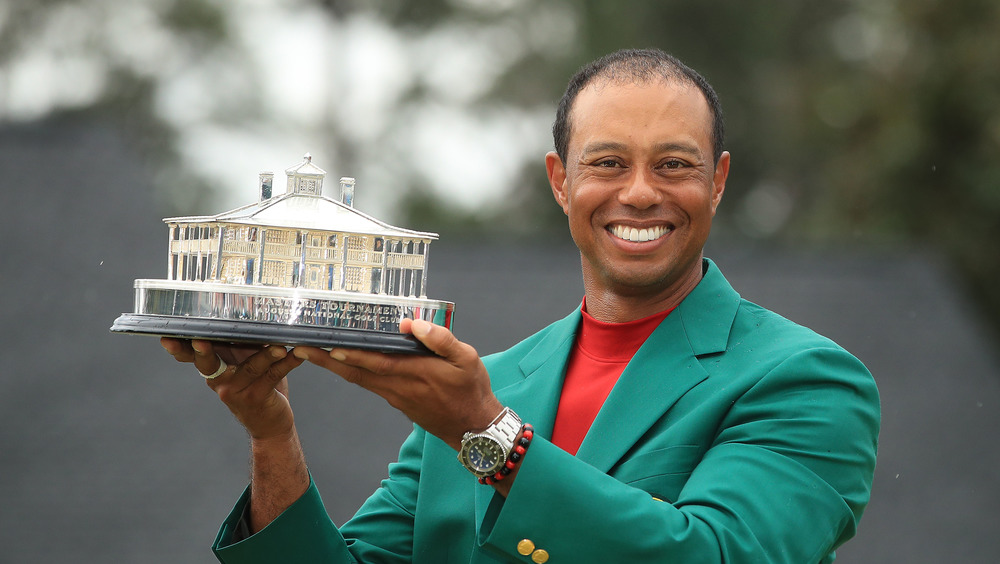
xmin=608 ymin=224 xmax=671 ymax=243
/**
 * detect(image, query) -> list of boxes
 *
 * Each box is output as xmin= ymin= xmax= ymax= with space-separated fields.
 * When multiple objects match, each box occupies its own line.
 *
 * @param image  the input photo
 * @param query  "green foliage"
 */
xmin=163 ymin=0 xmax=229 ymax=41
xmin=468 ymin=0 xmax=1000 ymax=335
xmin=3 ymin=0 xmax=998 ymax=335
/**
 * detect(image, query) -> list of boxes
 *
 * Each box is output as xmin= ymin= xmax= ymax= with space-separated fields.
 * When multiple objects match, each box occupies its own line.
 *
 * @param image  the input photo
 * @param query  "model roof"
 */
xmin=164 ymin=192 xmax=438 ymax=240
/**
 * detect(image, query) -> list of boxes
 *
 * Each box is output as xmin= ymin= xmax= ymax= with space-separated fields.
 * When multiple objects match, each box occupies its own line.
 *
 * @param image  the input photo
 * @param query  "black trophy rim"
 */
xmin=110 ymin=313 xmax=431 ymax=355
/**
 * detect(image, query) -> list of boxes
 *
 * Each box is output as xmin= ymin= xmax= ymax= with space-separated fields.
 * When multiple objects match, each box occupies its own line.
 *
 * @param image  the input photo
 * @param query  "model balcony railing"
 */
xmin=171 ymin=239 xmax=216 ymax=253
xmin=263 ymin=243 xmax=302 ymax=259
xmin=387 ymin=253 xmax=424 ymax=269
xmin=223 ymin=240 xmax=260 ymax=255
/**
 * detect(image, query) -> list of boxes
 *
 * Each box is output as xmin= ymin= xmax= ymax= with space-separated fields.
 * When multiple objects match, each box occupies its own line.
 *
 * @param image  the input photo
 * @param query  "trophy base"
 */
xmin=111 ymin=313 xmax=431 ymax=354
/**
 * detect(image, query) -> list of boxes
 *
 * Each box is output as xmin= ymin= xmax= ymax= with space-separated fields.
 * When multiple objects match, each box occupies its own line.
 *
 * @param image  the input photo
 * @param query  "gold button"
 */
xmin=531 ymin=549 xmax=550 ymax=563
xmin=517 ymin=539 xmax=535 ymax=556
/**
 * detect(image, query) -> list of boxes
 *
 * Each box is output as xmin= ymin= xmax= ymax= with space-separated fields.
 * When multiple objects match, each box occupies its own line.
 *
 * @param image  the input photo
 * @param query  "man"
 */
xmin=163 ymin=48 xmax=879 ymax=563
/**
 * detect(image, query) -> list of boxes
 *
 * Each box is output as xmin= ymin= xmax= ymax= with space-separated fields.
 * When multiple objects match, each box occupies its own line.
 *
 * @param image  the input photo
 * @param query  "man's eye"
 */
xmin=661 ymin=159 xmax=685 ymax=169
xmin=596 ymin=160 xmax=621 ymax=168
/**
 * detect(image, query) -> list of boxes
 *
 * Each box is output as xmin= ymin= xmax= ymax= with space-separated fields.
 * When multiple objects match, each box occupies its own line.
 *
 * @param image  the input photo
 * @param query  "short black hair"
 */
xmin=552 ymin=48 xmax=725 ymax=165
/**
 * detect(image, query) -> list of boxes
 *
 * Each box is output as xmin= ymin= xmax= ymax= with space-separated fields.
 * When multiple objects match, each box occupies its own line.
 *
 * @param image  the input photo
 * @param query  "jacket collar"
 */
xmin=675 ymin=258 xmax=742 ymax=357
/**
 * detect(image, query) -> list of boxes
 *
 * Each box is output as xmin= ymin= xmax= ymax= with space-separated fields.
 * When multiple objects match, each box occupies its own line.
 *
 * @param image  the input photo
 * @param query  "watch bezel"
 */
xmin=457 ymin=407 xmax=522 ymax=478
xmin=458 ymin=435 xmax=507 ymax=477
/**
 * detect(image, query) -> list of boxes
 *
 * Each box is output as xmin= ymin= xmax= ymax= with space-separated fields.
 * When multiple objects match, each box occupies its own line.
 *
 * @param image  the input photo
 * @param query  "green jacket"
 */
xmin=213 ymin=259 xmax=880 ymax=563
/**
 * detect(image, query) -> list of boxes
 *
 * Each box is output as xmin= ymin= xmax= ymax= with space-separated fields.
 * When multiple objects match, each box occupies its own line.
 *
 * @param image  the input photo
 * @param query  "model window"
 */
xmin=344 ymin=266 xmax=365 ymax=292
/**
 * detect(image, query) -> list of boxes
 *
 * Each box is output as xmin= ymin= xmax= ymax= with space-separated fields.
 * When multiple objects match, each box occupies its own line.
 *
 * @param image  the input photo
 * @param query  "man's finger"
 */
xmin=312 ymin=321 xmax=474 ymax=381
xmin=191 ymin=340 xmax=226 ymax=378
xmin=295 ymin=346 xmax=379 ymax=386
xmin=297 ymin=348 xmax=413 ymax=404
xmin=407 ymin=319 xmax=469 ymax=364
xmin=161 ymin=337 xmax=195 ymax=362
xmin=239 ymin=345 xmax=296 ymax=386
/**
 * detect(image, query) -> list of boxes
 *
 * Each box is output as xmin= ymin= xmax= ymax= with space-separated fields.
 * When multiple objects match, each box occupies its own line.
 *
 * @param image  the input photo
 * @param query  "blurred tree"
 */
xmin=804 ymin=0 xmax=1000 ymax=337
xmin=418 ymin=0 xmax=1000 ymax=339
xmin=0 ymin=0 xmax=237 ymax=212
xmin=2 ymin=0 xmax=997 ymax=337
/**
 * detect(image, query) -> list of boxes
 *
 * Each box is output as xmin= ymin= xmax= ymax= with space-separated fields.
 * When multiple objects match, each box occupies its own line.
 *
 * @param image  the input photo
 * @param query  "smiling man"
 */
xmin=163 ymin=49 xmax=880 ymax=563
xmin=546 ymin=71 xmax=729 ymax=322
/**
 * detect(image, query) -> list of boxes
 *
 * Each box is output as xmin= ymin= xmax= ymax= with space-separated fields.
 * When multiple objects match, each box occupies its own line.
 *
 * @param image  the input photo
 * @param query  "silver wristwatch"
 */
xmin=457 ymin=407 xmax=522 ymax=478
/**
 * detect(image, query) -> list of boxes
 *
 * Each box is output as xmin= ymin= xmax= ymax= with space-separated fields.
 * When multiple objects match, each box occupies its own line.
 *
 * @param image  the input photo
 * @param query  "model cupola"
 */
xmin=284 ymin=152 xmax=326 ymax=196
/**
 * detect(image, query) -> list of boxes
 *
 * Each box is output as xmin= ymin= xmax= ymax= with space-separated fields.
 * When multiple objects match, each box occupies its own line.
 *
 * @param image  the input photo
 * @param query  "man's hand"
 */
xmin=160 ymin=337 xmax=309 ymax=533
xmin=292 ymin=319 xmax=504 ymax=451
xmin=160 ymin=338 xmax=305 ymax=441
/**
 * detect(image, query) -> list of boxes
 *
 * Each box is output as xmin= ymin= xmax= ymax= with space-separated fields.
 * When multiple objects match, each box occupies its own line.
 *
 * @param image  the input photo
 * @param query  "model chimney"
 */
xmin=259 ymin=171 xmax=274 ymax=201
xmin=339 ymin=177 xmax=356 ymax=207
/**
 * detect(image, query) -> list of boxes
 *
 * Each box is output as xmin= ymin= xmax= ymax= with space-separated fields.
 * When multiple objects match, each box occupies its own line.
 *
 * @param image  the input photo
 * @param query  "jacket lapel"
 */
xmin=573 ymin=314 xmax=707 ymax=472
xmin=575 ymin=259 xmax=740 ymax=472
xmin=473 ymin=259 xmax=741 ymax=519
xmin=498 ymin=314 xmax=579 ymax=436
xmin=473 ymin=309 xmax=580 ymax=526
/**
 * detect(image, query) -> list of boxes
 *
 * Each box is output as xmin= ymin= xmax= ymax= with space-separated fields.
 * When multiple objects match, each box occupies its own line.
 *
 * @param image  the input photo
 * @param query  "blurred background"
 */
xmin=1 ymin=0 xmax=999 ymax=562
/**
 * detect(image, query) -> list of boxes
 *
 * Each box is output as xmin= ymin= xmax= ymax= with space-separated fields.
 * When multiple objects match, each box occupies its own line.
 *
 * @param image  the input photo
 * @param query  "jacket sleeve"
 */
xmin=477 ymin=347 xmax=880 ymax=564
xmin=211 ymin=426 xmax=427 ymax=564
xmin=212 ymin=478 xmax=354 ymax=563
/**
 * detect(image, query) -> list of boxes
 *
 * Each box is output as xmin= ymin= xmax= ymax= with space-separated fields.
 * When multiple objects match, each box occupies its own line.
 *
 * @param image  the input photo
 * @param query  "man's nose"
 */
xmin=617 ymin=169 xmax=662 ymax=209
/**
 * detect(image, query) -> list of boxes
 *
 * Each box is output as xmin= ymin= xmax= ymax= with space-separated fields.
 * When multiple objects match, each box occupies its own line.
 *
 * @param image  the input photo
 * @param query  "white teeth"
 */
xmin=610 ymin=224 xmax=669 ymax=242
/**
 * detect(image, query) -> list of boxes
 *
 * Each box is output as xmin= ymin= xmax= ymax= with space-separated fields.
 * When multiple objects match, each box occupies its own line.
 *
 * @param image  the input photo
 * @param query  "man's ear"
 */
xmin=545 ymin=151 xmax=570 ymax=214
xmin=710 ymin=151 xmax=730 ymax=215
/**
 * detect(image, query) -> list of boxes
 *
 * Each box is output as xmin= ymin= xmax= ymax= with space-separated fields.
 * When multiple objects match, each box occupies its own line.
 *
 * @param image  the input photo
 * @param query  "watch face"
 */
xmin=466 ymin=439 xmax=505 ymax=474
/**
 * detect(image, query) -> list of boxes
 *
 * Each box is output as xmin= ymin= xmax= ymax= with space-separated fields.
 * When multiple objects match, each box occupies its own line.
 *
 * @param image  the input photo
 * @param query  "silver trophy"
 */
xmin=111 ymin=153 xmax=454 ymax=354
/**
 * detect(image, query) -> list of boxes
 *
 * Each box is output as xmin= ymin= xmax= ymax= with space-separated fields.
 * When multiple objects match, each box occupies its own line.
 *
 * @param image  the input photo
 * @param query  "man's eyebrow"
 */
xmin=579 ymin=141 xmax=705 ymax=158
xmin=579 ymin=141 xmax=629 ymax=155
xmin=652 ymin=141 xmax=702 ymax=156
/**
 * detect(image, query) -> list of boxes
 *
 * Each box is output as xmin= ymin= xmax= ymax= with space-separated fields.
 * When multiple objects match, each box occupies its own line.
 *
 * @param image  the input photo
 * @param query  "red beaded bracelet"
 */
xmin=480 ymin=424 xmax=534 ymax=485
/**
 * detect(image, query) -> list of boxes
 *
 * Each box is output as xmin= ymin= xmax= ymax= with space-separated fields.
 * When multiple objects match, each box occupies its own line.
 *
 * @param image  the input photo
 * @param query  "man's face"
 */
xmin=546 ymin=79 xmax=730 ymax=300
